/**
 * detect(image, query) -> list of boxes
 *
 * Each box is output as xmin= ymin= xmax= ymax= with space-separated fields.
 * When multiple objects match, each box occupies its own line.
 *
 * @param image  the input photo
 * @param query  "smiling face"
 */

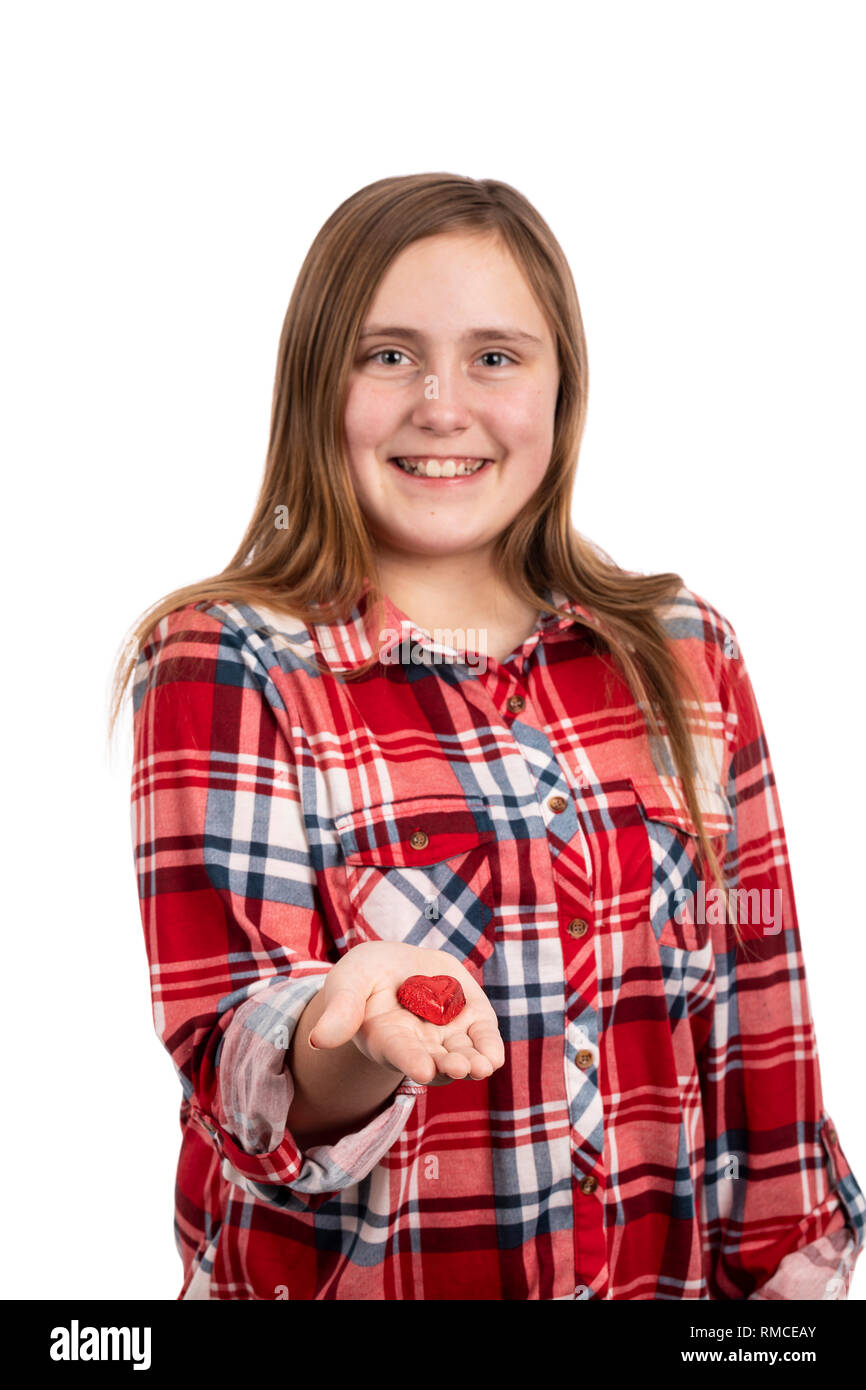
xmin=343 ymin=231 xmax=561 ymax=570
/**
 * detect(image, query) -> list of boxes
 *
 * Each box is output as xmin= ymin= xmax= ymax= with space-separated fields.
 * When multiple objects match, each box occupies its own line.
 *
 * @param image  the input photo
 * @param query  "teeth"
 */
xmin=394 ymin=457 xmax=489 ymax=477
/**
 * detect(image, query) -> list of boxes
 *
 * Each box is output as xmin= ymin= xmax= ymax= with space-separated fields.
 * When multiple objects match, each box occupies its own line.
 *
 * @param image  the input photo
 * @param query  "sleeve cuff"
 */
xmin=189 ymin=971 xmax=426 ymax=1212
xmin=747 ymin=1114 xmax=866 ymax=1300
xmin=748 ymin=1215 xmax=858 ymax=1300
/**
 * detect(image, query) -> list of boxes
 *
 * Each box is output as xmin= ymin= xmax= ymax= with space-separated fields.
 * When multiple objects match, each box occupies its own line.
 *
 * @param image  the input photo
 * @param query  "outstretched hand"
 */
xmin=308 ymin=941 xmax=505 ymax=1086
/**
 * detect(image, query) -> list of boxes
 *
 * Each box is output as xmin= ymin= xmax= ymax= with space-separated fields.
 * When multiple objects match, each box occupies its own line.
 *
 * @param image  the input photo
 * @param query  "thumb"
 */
xmin=309 ymin=984 xmax=367 ymax=1050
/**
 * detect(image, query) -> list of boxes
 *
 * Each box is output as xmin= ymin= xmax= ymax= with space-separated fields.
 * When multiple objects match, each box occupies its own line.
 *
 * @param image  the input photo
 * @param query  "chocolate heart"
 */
xmin=397 ymin=974 xmax=466 ymax=1025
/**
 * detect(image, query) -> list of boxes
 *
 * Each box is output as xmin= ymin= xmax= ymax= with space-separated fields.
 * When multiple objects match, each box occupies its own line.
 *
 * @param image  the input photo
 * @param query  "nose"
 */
xmin=408 ymin=357 xmax=474 ymax=432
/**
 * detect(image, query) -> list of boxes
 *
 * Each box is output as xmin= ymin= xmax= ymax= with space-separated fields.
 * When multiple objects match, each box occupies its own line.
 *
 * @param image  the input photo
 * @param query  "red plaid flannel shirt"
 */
xmin=129 ymin=581 xmax=864 ymax=1299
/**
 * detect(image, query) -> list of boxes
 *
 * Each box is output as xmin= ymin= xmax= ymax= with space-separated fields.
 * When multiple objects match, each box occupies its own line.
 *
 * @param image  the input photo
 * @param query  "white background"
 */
xmin=2 ymin=0 xmax=863 ymax=1300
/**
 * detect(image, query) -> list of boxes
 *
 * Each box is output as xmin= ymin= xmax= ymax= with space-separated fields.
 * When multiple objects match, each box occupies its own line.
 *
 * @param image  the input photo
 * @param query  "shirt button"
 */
xmin=567 ymin=918 xmax=588 ymax=939
xmin=506 ymin=695 xmax=525 ymax=714
xmin=409 ymin=831 xmax=429 ymax=850
xmin=576 ymin=1050 xmax=594 ymax=1070
xmin=580 ymin=1175 xmax=598 ymax=1195
xmin=548 ymin=795 xmax=568 ymax=814
xmin=828 ymin=1129 xmax=838 ymax=1146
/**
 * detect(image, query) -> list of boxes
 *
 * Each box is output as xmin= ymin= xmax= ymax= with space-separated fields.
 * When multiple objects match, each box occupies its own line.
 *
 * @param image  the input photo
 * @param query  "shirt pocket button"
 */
xmin=335 ymin=795 xmax=497 ymax=971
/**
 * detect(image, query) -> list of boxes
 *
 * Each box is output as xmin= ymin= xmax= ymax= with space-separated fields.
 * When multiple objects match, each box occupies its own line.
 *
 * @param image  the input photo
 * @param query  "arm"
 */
xmin=284 ymin=986 xmax=406 ymax=1147
xmin=696 ymin=608 xmax=865 ymax=1298
xmin=284 ymin=937 xmax=504 ymax=1144
xmin=130 ymin=603 xmax=422 ymax=1211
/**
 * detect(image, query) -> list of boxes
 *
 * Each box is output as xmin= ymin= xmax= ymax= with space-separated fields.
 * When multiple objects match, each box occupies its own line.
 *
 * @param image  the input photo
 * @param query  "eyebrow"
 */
xmin=358 ymin=324 xmax=544 ymax=346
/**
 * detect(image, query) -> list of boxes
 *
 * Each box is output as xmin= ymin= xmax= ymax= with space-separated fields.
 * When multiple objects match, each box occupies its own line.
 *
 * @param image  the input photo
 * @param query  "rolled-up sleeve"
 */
xmin=130 ymin=604 xmax=421 ymax=1213
xmin=698 ymin=612 xmax=866 ymax=1298
xmin=748 ymin=1221 xmax=857 ymax=1300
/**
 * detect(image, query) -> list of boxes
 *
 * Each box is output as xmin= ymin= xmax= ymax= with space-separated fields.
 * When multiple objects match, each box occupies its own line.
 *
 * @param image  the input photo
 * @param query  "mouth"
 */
xmin=388 ymin=456 xmax=494 ymax=480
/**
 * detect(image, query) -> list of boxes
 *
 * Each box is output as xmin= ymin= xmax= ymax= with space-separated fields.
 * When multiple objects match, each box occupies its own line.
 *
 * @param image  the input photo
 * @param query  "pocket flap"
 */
xmin=335 ymin=794 xmax=495 ymax=868
xmin=630 ymin=775 xmax=734 ymax=838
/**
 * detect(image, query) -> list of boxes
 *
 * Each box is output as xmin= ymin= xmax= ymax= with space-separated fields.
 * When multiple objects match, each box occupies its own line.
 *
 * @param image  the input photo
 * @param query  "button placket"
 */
xmin=541 ymin=791 xmax=596 ymax=944
xmin=571 ymin=1019 xmax=599 ymax=1070
xmin=562 ymin=867 xmax=601 ymax=1220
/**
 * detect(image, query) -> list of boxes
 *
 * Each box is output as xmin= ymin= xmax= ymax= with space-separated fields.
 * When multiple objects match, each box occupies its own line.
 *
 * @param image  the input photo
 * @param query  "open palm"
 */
xmin=310 ymin=941 xmax=505 ymax=1087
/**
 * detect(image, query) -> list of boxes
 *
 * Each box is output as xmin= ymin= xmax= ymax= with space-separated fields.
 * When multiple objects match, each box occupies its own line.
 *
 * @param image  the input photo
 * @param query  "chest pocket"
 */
xmin=334 ymin=794 xmax=497 ymax=973
xmin=631 ymin=775 xmax=734 ymax=952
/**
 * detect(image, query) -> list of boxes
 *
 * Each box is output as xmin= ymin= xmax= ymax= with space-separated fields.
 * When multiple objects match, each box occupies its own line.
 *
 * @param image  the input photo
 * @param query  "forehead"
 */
xmin=363 ymin=232 xmax=553 ymax=344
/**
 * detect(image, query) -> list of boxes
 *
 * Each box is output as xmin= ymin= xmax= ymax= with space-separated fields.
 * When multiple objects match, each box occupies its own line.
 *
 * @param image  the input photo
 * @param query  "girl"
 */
xmin=112 ymin=173 xmax=864 ymax=1300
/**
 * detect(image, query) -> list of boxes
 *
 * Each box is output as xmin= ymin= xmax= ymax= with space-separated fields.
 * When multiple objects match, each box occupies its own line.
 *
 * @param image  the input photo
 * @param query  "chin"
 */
xmin=386 ymin=530 xmax=493 ymax=557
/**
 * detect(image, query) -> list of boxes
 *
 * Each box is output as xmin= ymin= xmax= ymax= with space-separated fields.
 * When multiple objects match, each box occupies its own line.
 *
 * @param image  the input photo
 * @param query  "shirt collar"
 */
xmin=309 ymin=578 xmax=601 ymax=673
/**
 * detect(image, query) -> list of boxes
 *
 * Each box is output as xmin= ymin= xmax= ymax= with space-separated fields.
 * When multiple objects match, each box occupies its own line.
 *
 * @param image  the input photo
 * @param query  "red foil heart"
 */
xmin=397 ymin=974 xmax=466 ymax=1025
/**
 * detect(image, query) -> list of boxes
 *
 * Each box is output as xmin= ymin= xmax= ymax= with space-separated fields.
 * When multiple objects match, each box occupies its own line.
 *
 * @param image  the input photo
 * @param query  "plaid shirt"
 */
xmin=130 ymin=582 xmax=865 ymax=1300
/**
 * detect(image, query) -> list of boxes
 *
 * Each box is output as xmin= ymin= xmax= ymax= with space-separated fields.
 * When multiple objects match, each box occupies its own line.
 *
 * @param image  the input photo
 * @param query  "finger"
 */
xmin=430 ymin=1044 xmax=472 ymax=1080
xmin=466 ymin=1020 xmax=506 ymax=1070
xmin=396 ymin=1044 xmax=441 ymax=1086
xmin=394 ymin=1037 xmax=471 ymax=1085
xmin=370 ymin=1026 xmax=443 ymax=1084
xmin=310 ymin=986 xmax=366 ymax=1049
xmin=439 ymin=1041 xmax=494 ymax=1081
xmin=438 ymin=1035 xmax=492 ymax=1077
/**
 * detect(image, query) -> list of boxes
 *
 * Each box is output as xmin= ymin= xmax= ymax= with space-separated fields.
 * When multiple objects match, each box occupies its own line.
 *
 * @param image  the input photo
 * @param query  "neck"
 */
xmin=373 ymin=548 xmax=541 ymax=662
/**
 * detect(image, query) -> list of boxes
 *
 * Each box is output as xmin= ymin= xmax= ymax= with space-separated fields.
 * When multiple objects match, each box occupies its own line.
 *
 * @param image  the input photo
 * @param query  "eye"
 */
xmin=364 ymin=347 xmax=517 ymax=368
xmin=476 ymin=351 xmax=516 ymax=368
xmin=367 ymin=348 xmax=412 ymax=366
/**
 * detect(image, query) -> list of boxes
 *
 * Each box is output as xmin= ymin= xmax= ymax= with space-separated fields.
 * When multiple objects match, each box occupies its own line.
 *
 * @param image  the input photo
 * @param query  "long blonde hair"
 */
xmin=109 ymin=172 xmax=742 ymax=942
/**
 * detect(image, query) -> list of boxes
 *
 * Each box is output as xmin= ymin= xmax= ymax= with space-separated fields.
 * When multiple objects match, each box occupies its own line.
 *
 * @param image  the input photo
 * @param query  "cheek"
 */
xmin=343 ymin=381 xmax=394 ymax=453
xmin=500 ymin=457 xmax=550 ymax=517
xmin=496 ymin=382 xmax=556 ymax=450
xmin=499 ymin=389 xmax=555 ymax=478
